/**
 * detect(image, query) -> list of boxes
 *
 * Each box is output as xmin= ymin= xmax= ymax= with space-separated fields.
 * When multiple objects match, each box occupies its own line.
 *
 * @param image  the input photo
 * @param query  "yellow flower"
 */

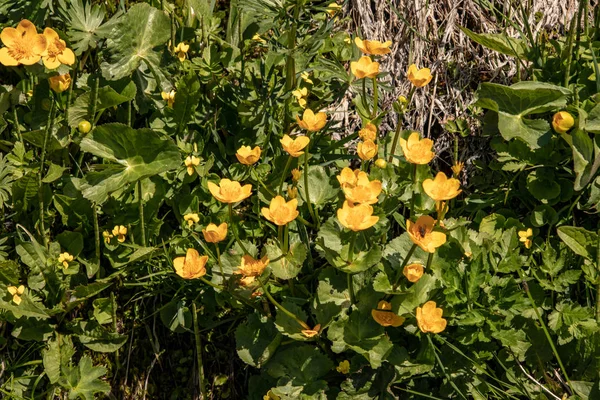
xmin=451 ymin=161 xmax=464 ymax=176
xmin=407 ymin=64 xmax=433 ymax=88
xmin=112 ymin=225 xmax=127 ymax=243
xmin=292 ymin=87 xmax=308 ymax=99
xmin=183 ymin=213 xmax=200 ymax=227
xmin=354 ymin=37 xmax=392 ymax=55
xmin=552 ymin=111 xmax=575 ymax=133
xmin=399 ymin=132 xmax=434 ymax=164
xmin=375 ymin=159 xmax=387 ymax=168
xmin=48 ymin=73 xmax=71 ymax=93
xmin=301 ymin=324 xmax=321 ymax=338
xmin=202 ymin=222 xmax=228 ymax=243
xmin=342 ymin=171 xmax=382 ymax=205
xmin=291 ymin=168 xmax=302 ymax=182
xmin=350 ymin=56 xmax=379 ymax=79
xmin=326 ymin=2 xmax=342 ymax=16
xmin=184 ymin=155 xmax=200 ymax=176
xmin=236 ymin=145 xmax=261 ymax=165
xmin=371 ymin=300 xmax=405 ymax=327
xmin=264 ymin=390 xmax=280 ymax=400
xmin=518 ymin=228 xmax=533 ymax=249
xmin=0 ymin=20 xmax=47 ymax=66
xmin=281 ymin=134 xmax=310 ymax=157
xmin=235 ymin=255 xmax=270 ymax=278
xmin=416 ymin=301 xmax=447 ymax=334
xmin=358 ymin=123 xmax=377 ymax=141
xmin=208 ymin=179 xmax=252 ymax=204
xmin=344 ymin=36 xmax=351 ymax=44
xmin=252 ymin=34 xmax=266 ymax=44
xmin=58 ymin=252 xmax=73 ymax=269
xmin=296 ymin=109 xmax=327 ymax=131
xmin=422 ymin=172 xmax=462 ymax=201
xmin=298 ymin=98 xmax=307 ymax=108
xmin=336 ymin=167 xmax=359 ymax=187
xmin=174 ymin=42 xmax=189 ymax=62
xmin=403 ymin=263 xmax=424 ymax=283
xmin=337 ymin=200 xmax=379 ymax=231
xmin=161 ymin=90 xmax=176 ymax=107
xmin=357 ymin=139 xmax=378 ymax=160
xmin=7 ymin=285 xmax=25 ymax=305
xmin=287 ymin=186 xmax=298 ymax=199
xmin=41 ymin=27 xmax=75 ymax=69
xmin=262 ymin=196 xmax=299 ymax=226
xmin=173 ymin=248 xmax=208 ymax=279
xmin=102 ymin=231 xmax=113 ymax=243
xmin=300 ymin=71 xmax=313 ymax=84
xmin=407 ymin=215 xmax=446 ymax=253
xmin=336 ymin=360 xmax=350 ymax=374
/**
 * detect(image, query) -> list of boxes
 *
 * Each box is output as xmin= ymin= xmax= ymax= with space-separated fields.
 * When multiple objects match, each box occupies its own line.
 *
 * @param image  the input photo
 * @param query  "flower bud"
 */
xmin=552 ymin=111 xmax=574 ymax=134
xmin=374 ymin=159 xmax=387 ymax=168
xmin=78 ymin=120 xmax=92 ymax=134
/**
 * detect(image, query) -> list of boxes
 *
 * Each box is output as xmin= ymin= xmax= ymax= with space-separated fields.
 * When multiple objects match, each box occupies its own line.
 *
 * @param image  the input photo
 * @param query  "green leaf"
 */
xmin=236 ymin=312 xmax=282 ymax=367
xmin=79 ymin=123 xmax=180 ymax=203
xmin=172 ymin=73 xmax=201 ymax=136
xmin=74 ymin=321 xmax=127 ymax=353
xmin=101 ymin=3 xmax=170 ymax=80
xmin=73 ymin=282 xmax=113 ymax=300
xmin=460 ymin=27 xmax=528 ymax=59
xmin=297 ymin=165 xmax=337 ymax=206
xmin=42 ymin=163 xmax=67 ymax=183
xmin=56 ymin=231 xmax=84 ymax=257
xmin=266 ymin=344 xmax=333 ymax=385
xmin=476 ymin=81 xmax=570 ymax=149
xmin=0 ymin=292 xmax=50 ymax=319
xmin=61 ymin=355 xmax=110 ymax=399
xmin=313 ymin=267 xmax=350 ymax=325
xmin=526 ymin=169 xmax=561 ymax=202
xmin=571 ymin=130 xmax=600 ymax=191
xmin=159 ymin=299 xmax=192 ymax=333
xmin=43 ymin=334 xmax=75 ymax=385
xmin=11 ymin=317 xmax=54 ymax=341
xmin=557 ymin=226 xmax=598 ymax=260
xmin=274 ymin=300 xmax=309 ymax=341
xmin=68 ymin=80 xmax=137 ymax=127
xmin=92 ymin=298 xmax=114 ymax=325
xmin=265 ymin=240 xmax=307 ymax=280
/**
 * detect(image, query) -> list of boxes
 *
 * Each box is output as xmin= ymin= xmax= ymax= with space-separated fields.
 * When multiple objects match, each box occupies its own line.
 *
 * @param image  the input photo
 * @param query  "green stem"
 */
xmin=138 ymin=180 xmax=146 ymax=246
xmin=296 ymin=214 xmax=315 ymax=228
xmin=371 ymin=77 xmax=378 ymax=119
xmin=347 ymin=232 xmax=357 ymax=262
xmin=347 ymin=273 xmax=355 ymax=304
xmin=93 ymin=204 xmax=101 ymax=278
xmin=427 ymin=335 xmax=469 ymax=400
xmin=38 ymin=99 xmax=56 ymax=248
xmin=387 ymin=114 xmax=403 ymax=163
xmin=283 ymin=224 xmax=289 ymax=255
xmin=65 ymin=69 xmax=75 ymax=124
xmin=564 ymin=15 xmax=577 ymax=88
xmin=215 ymin=245 xmax=224 ymax=281
xmin=256 ymin=175 xmax=277 ymax=197
xmin=12 ymin=104 xmax=22 ymax=143
xmin=192 ymin=302 xmax=207 ymax=400
xmin=199 ymin=275 xmax=224 ymax=291
xmin=229 ymin=203 xmax=249 ymax=254
xmin=89 ymin=76 xmax=99 ymax=129
xmin=259 ymin=279 xmax=306 ymax=329
xmin=278 ymin=156 xmax=293 ymax=195
xmin=391 ymin=244 xmax=418 ymax=290
xmin=303 ymin=151 xmax=318 ymax=226
xmin=278 ymin=225 xmax=284 ymax=251
xmin=111 ymin=292 xmax=121 ymax=370
xmin=409 ymin=163 xmax=417 ymax=218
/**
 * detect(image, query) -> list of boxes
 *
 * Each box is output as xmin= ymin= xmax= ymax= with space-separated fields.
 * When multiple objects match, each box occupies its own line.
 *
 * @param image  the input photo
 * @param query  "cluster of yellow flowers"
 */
xmin=103 ymin=225 xmax=128 ymax=244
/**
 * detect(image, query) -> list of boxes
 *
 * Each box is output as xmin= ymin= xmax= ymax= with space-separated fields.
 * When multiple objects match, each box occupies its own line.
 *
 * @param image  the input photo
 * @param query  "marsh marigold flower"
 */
xmin=48 ymin=73 xmax=71 ymax=93
xmin=337 ymin=167 xmax=359 ymax=187
xmin=292 ymin=87 xmax=308 ymax=108
xmin=287 ymin=186 xmax=297 ymax=199
xmin=407 ymin=64 xmax=432 ymax=87
xmin=422 ymin=172 xmax=462 ymax=201
xmin=0 ymin=20 xmax=47 ymax=66
xmin=301 ymin=324 xmax=321 ymax=338
xmin=161 ymin=90 xmax=176 ymax=107
xmin=354 ymin=37 xmax=392 ymax=55
xmin=403 ymin=263 xmax=424 ymax=283
xmin=375 ymin=159 xmax=387 ymax=168
xmin=336 ymin=360 xmax=350 ymax=374
xmin=262 ymin=196 xmax=299 ymax=226
xmin=174 ymin=42 xmax=189 ymax=62
xmin=236 ymin=145 xmax=261 ymax=165
xmin=41 ymin=28 xmax=75 ymax=69
xmin=297 ymin=109 xmax=327 ymax=131
xmin=235 ymin=255 xmax=269 ymax=278
xmin=281 ymin=134 xmax=310 ymax=157
xmin=337 ymin=200 xmax=379 ymax=231
xmin=291 ymin=168 xmax=302 ymax=182
xmin=518 ymin=228 xmax=533 ymax=249
xmin=342 ymin=172 xmax=382 ymax=205
xmin=300 ymin=71 xmax=313 ymax=84
xmin=416 ymin=301 xmax=447 ymax=334
xmin=7 ymin=285 xmax=25 ymax=305
xmin=359 ymin=123 xmax=377 ymax=141
xmin=351 ymin=56 xmax=379 ymax=79
xmin=184 ymin=155 xmax=200 ymax=176
xmin=357 ymin=139 xmax=378 ymax=160
xmin=202 ymin=222 xmax=228 ymax=243
xmin=407 ymin=215 xmax=446 ymax=253
xmin=552 ymin=111 xmax=574 ymax=134
xmin=112 ymin=225 xmax=127 ymax=243
xmin=451 ymin=161 xmax=464 ymax=176
xmin=58 ymin=252 xmax=73 ymax=269
xmin=183 ymin=213 xmax=200 ymax=227
xmin=208 ymin=179 xmax=252 ymax=204
xmin=399 ymin=132 xmax=434 ymax=164
xmin=326 ymin=3 xmax=342 ymax=17
xmin=173 ymin=248 xmax=208 ymax=279
xmin=371 ymin=300 xmax=405 ymax=327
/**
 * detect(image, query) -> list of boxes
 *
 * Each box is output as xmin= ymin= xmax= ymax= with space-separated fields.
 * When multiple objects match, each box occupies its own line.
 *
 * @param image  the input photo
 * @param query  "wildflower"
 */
xmin=407 ymin=215 xmax=446 ymax=253
xmin=451 ymin=161 xmax=464 ymax=176
xmin=399 ymin=132 xmax=434 ymax=164
xmin=398 ymin=95 xmax=408 ymax=105
xmin=375 ymin=159 xmax=387 ymax=168
xmin=371 ymin=300 xmax=405 ymax=327
xmin=102 ymin=231 xmax=113 ymax=243
xmin=287 ymin=186 xmax=297 ymax=199
xmin=326 ymin=2 xmax=342 ymax=16
xmin=262 ymin=196 xmax=299 ymax=226
xmin=174 ymin=42 xmax=189 ymax=62
xmin=292 ymin=87 xmax=308 ymax=108
xmin=112 ymin=225 xmax=127 ymax=243
xmin=337 ymin=167 xmax=359 ymax=187
xmin=78 ymin=120 xmax=91 ymax=134
xmin=161 ymin=90 xmax=176 ymax=108
xmin=357 ymin=139 xmax=377 ymax=160
xmin=58 ymin=252 xmax=73 ymax=269
xmin=407 ymin=64 xmax=433 ymax=87
xmin=291 ymin=168 xmax=302 ymax=182
xmin=337 ymin=200 xmax=379 ymax=231
xmin=422 ymin=172 xmax=462 ymax=201
xmin=41 ymin=28 xmax=75 ymax=69
xmin=336 ymin=360 xmax=350 ymax=374
xmin=342 ymin=172 xmax=382 ymax=205
xmin=202 ymin=222 xmax=228 ymax=243
xmin=403 ymin=263 xmax=424 ymax=283
xmin=416 ymin=301 xmax=447 ymax=334
xmin=552 ymin=111 xmax=575 ymax=134
xmin=300 ymin=71 xmax=313 ymax=84
xmin=235 ymin=255 xmax=270 ymax=278
xmin=236 ymin=145 xmax=261 ymax=165
xmin=208 ymin=179 xmax=252 ymax=204
xmin=173 ymin=248 xmax=208 ymax=279
xmin=350 ymin=56 xmax=379 ymax=79
xmin=48 ymin=73 xmax=71 ymax=93
xmin=354 ymin=37 xmax=392 ymax=55
xmin=358 ymin=123 xmax=377 ymax=141
xmin=296 ymin=109 xmax=327 ymax=131
xmin=184 ymin=155 xmax=200 ymax=176
xmin=7 ymin=285 xmax=25 ymax=305
xmin=0 ymin=20 xmax=47 ymax=66
xmin=518 ymin=228 xmax=533 ymax=249
xmin=183 ymin=213 xmax=200 ymax=227
xmin=301 ymin=324 xmax=321 ymax=338
xmin=252 ymin=34 xmax=266 ymax=44
xmin=281 ymin=134 xmax=310 ymax=157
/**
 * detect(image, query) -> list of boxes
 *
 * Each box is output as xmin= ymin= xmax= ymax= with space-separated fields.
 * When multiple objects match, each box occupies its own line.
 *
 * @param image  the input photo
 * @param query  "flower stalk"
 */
xmin=391 ymin=244 xmax=418 ymax=291
xmin=192 ymin=302 xmax=207 ymax=400
xmin=259 ymin=279 xmax=307 ymax=329
xmin=278 ymin=156 xmax=293 ymax=195
xmin=228 ymin=203 xmax=249 ymax=255
xmin=38 ymin=98 xmax=56 ymax=248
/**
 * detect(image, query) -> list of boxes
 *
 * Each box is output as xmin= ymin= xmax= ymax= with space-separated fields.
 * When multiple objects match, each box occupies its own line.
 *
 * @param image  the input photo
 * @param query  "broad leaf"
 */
xmin=236 ymin=313 xmax=282 ymax=367
xmin=557 ymin=226 xmax=598 ymax=261
xmin=461 ymin=27 xmax=528 ymax=59
xmin=61 ymin=356 xmax=110 ymax=399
